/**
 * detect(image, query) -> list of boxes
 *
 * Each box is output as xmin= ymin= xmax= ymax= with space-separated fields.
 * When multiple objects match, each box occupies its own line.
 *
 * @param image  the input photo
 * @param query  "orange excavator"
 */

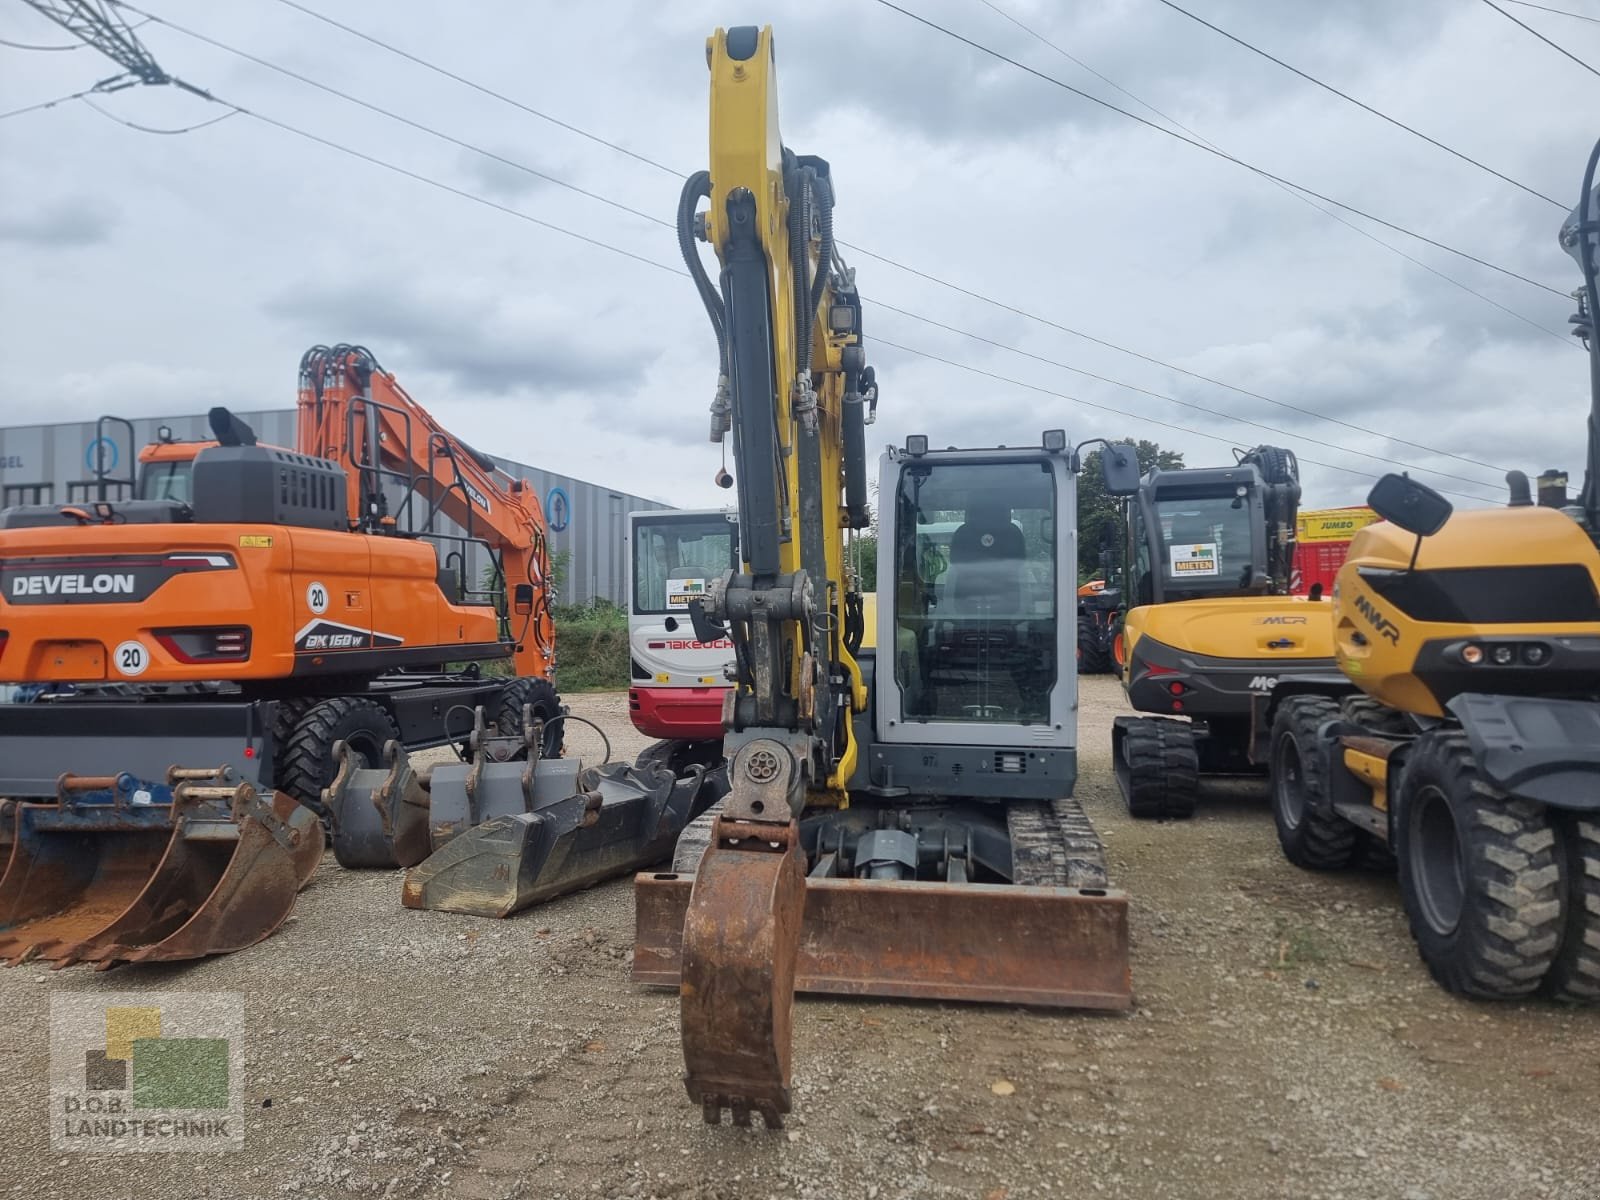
xmin=0 ymin=344 xmax=559 ymax=964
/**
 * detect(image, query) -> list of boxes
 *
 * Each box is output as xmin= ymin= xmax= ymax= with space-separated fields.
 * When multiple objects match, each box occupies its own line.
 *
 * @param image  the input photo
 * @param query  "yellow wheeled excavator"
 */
xmin=1260 ymin=137 xmax=1600 ymax=1002
xmin=628 ymin=25 xmax=1138 ymax=1129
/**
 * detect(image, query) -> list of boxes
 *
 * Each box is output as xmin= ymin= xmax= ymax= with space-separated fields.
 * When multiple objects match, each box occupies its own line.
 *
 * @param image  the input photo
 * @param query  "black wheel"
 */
xmin=277 ymin=696 xmax=400 ymax=818
xmin=1270 ymin=695 xmax=1357 ymax=870
xmin=1394 ymin=731 xmax=1563 ymax=999
xmin=1355 ymin=834 xmax=1396 ymax=873
xmin=1248 ymin=445 xmax=1297 ymax=486
xmin=1340 ymin=694 xmax=1411 ymax=736
xmin=1548 ymin=815 xmax=1600 ymax=1003
xmin=1076 ymin=617 xmax=1112 ymax=675
xmin=494 ymin=676 xmax=564 ymax=759
xmin=270 ymin=695 xmax=316 ymax=751
xmin=1117 ymin=717 xmax=1198 ymax=821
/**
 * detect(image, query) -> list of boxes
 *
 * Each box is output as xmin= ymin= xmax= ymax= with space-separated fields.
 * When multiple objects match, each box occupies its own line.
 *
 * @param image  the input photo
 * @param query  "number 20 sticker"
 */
xmin=113 ymin=640 xmax=149 ymax=677
xmin=307 ymin=581 xmax=329 ymax=614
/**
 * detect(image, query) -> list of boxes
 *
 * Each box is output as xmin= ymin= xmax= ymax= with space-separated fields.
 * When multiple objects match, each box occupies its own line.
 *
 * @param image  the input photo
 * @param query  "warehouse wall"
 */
xmin=0 ymin=410 xmax=669 ymax=607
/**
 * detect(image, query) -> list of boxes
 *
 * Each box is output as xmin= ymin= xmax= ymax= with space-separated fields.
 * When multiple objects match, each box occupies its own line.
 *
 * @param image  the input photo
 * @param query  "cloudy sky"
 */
xmin=1 ymin=0 xmax=1595 ymax=510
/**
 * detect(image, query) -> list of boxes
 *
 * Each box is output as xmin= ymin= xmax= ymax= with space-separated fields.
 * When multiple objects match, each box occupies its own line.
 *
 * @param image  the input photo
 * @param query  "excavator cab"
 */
xmin=880 ymin=443 xmax=1068 ymax=737
xmin=1124 ymin=454 xmax=1292 ymax=606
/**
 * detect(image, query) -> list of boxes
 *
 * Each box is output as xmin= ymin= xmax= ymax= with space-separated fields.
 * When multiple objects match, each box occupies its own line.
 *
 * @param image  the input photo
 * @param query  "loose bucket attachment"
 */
xmin=0 ymin=768 xmax=323 ymax=968
xmin=401 ymin=751 xmax=720 ymax=917
xmin=322 ymin=704 xmax=723 ymax=917
xmin=637 ymin=873 xmax=1131 ymax=1009
xmin=322 ymin=739 xmax=433 ymax=869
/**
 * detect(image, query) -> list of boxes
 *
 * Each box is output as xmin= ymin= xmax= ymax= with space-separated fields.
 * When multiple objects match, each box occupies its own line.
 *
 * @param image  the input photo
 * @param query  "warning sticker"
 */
xmin=1169 ymin=542 xmax=1220 ymax=577
xmin=667 ymin=578 xmax=708 ymax=609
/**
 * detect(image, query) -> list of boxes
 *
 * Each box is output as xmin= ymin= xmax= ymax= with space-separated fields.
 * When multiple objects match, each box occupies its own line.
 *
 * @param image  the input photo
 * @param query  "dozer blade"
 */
xmin=636 ymin=874 xmax=1132 ymax=1011
xmin=677 ymin=817 xmax=805 ymax=1129
xmin=401 ymin=754 xmax=719 ymax=917
xmin=0 ymin=770 xmax=321 ymax=968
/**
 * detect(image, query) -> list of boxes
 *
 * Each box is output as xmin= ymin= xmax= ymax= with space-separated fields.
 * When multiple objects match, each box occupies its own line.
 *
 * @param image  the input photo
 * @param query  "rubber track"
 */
xmin=1121 ymin=717 xmax=1199 ymax=821
xmin=671 ymin=799 xmax=725 ymax=873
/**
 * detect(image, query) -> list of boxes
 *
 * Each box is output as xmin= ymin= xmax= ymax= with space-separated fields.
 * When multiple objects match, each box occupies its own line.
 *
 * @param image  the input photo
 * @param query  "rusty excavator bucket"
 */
xmin=321 ymin=706 xmax=725 ymax=918
xmin=0 ymin=768 xmax=323 ymax=968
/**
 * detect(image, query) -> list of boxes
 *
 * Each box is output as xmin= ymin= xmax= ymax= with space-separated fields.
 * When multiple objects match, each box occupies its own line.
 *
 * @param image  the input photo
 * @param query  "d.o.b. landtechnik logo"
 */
xmin=50 ymin=991 xmax=244 ymax=1153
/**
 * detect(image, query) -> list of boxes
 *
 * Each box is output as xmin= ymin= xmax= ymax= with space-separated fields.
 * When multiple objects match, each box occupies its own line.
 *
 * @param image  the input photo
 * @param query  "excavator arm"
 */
xmin=295 ymin=345 xmax=555 ymax=680
xmin=673 ymin=25 xmax=874 ymax=1127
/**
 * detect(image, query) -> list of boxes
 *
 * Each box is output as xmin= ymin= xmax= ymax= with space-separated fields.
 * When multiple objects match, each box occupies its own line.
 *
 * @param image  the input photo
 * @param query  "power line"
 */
xmin=975 ymin=0 xmax=1572 ymax=348
xmin=269 ymin=0 xmax=684 ymax=180
xmin=80 ymin=93 xmax=237 ymax=134
xmin=0 ymin=86 xmax=94 ymax=119
xmin=871 ymin=298 xmax=1503 ymax=488
xmin=848 ymin=240 xmax=1514 ymax=477
xmin=871 ymin=335 xmax=1498 ymax=502
xmin=245 ymin=0 xmax=1528 ymax=477
xmin=872 ymin=0 xmax=1570 ymax=297
xmin=1501 ymin=0 xmax=1600 ymax=24
xmin=1150 ymin=0 xmax=1565 ymax=209
xmin=129 ymin=0 xmax=1514 ymax=484
xmin=40 ymin=3 xmax=1513 ymax=497
xmin=1481 ymin=0 xmax=1600 ymax=78
xmin=209 ymin=116 xmax=1503 ymax=499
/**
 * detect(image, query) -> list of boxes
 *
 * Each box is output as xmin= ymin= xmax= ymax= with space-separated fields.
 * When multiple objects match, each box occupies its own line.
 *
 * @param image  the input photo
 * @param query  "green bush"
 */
xmin=553 ymin=599 xmax=630 ymax=692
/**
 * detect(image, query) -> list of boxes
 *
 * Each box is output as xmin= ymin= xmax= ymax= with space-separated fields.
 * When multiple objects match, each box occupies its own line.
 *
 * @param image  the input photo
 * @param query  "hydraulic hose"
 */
xmin=808 ymin=171 xmax=834 ymax=325
xmin=788 ymin=165 xmax=814 ymax=364
xmin=677 ymin=171 xmax=727 ymax=373
xmin=1575 ymin=136 xmax=1600 ymax=527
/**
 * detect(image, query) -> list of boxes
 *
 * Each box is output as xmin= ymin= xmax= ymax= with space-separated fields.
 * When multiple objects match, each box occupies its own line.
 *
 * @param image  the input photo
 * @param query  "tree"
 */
xmin=1077 ymin=439 xmax=1184 ymax=581
xmin=849 ymin=531 xmax=878 ymax=592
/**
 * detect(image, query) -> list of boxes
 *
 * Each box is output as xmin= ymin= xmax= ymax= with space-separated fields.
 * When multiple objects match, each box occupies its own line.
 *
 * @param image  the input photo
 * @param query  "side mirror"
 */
xmin=1100 ymin=443 xmax=1141 ymax=497
xmin=1367 ymin=473 xmax=1452 ymax=537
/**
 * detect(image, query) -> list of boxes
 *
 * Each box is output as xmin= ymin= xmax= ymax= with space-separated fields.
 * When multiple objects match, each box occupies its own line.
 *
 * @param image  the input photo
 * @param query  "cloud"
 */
xmin=0 ymin=197 xmax=115 ymax=247
xmin=263 ymin=277 xmax=659 ymax=396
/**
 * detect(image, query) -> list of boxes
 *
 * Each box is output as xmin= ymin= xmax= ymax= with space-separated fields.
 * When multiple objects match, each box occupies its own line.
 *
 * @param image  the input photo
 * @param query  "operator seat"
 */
xmin=946 ymin=501 xmax=1025 ymax=614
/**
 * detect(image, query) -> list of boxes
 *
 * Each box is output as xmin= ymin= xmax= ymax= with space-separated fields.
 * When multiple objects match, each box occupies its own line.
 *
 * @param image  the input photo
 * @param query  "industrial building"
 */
xmin=0 ymin=410 xmax=670 ymax=606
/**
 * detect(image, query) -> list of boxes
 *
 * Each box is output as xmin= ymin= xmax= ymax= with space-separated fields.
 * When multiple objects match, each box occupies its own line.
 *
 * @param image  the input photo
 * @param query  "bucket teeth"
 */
xmin=0 ymin=772 xmax=320 ymax=968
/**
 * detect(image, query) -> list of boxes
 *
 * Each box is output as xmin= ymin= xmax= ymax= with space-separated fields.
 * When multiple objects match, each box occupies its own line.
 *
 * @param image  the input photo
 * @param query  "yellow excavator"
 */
xmin=1109 ymin=446 xmax=1336 ymax=819
xmin=1260 ymin=137 xmax=1600 ymax=1002
xmin=629 ymin=25 xmax=1138 ymax=1128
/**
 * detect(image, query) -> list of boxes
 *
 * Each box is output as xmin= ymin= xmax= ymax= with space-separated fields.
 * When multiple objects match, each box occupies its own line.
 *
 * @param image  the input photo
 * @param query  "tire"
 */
xmin=277 ymin=696 xmax=400 ymax=818
xmin=1270 ymin=695 xmax=1358 ymax=870
xmin=1393 ymin=731 xmax=1563 ymax=999
xmin=1355 ymin=835 xmax=1396 ymax=873
xmin=1077 ymin=617 xmax=1111 ymax=675
xmin=494 ymin=676 xmax=564 ymax=759
xmin=269 ymin=695 xmax=316 ymax=751
xmin=1340 ymin=694 xmax=1411 ymax=736
xmin=1118 ymin=717 xmax=1199 ymax=821
xmin=1248 ymin=445 xmax=1296 ymax=486
xmin=1547 ymin=815 xmax=1600 ymax=1003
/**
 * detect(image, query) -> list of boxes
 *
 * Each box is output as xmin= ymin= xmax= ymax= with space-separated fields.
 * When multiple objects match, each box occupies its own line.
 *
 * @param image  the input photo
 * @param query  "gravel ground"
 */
xmin=1 ymin=678 xmax=1596 ymax=1199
